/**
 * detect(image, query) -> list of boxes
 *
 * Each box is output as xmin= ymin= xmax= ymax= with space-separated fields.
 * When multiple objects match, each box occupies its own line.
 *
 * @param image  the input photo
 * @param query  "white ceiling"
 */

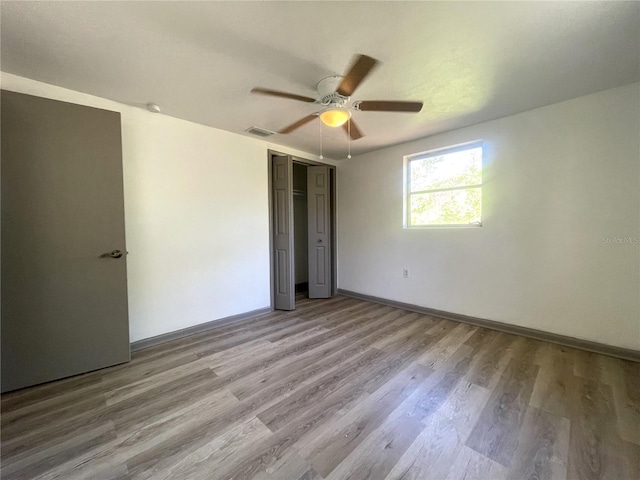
xmin=1 ymin=1 xmax=639 ymax=159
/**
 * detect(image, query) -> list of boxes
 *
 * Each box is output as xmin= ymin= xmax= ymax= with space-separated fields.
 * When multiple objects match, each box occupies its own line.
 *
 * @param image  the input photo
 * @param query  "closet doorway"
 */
xmin=269 ymin=151 xmax=337 ymax=311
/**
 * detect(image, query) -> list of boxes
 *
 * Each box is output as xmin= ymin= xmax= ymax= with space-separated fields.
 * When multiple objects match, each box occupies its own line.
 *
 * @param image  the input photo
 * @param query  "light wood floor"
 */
xmin=1 ymin=296 xmax=639 ymax=480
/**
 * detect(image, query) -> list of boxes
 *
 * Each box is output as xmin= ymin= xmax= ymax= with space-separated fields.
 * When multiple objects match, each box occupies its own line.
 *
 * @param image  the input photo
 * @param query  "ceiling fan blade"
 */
xmin=358 ymin=100 xmax=423 ymax=112
xmin=336 ymin=54 xmax=379 ymax=97
xmin=251 ymin=87 xmax=315 ymax=103
xmin=279 ymin=114 xmax=317 ymax=134
xmin=343 ymin=118 xmax=364 ymax=140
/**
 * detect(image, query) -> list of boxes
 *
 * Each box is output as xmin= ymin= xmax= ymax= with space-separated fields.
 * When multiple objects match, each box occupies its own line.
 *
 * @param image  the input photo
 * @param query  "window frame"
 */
xmin=403 ymin=141 xmax=483 ymax=229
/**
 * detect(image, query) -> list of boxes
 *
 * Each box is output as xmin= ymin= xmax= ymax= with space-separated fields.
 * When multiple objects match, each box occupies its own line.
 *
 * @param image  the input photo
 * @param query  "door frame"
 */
xmin=267 ymin=150 xmax=337 ymax=310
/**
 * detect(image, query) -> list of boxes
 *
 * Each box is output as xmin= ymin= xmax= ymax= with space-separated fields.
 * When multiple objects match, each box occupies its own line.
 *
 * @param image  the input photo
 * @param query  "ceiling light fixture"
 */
xmin=319 ymin=107 xmax=351 ymax=127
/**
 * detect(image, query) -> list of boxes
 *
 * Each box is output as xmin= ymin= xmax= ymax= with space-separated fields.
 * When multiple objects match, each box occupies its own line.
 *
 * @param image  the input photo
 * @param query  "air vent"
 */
xmin=246 ymin=126 xmax=276 ymax=137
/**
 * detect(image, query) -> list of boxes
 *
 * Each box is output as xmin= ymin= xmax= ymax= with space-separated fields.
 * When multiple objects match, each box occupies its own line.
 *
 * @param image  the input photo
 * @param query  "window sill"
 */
xmin=404 ymin=223 xmax=483 ymax=229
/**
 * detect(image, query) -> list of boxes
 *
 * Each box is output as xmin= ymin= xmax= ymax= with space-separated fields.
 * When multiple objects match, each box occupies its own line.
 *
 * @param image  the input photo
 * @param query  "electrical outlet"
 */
xmin=403 ymin=269 xmax=409 ymax=278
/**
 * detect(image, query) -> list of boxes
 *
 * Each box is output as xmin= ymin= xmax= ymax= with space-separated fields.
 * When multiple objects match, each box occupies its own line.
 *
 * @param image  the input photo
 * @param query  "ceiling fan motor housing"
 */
xmin=316 ymin=75 xmax=348 ymax=105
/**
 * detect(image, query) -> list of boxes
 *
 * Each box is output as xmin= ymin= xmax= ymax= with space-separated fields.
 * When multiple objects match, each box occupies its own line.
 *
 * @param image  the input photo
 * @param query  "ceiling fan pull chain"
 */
xmin=319 ymin=119 xmax=324 ymax=160
xmin=347 ymin=119 xmax=352 ymax=159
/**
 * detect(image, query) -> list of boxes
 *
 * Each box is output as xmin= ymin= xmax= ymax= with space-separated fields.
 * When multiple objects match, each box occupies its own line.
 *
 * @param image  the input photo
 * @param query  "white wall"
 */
xmin=1 ymin=73 xmax=325 ymax=342
xmin=4 ymin=73 xmax=638 ymax=350
xmin=338 ymin=83 xmax=640 ymax=350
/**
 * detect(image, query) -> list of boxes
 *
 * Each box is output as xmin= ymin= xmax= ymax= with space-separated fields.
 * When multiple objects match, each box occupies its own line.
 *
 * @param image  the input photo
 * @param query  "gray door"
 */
xmin=307 ymin=165 xmax=332 ymax=298
xmin=1 ymin=90 xmax=130 ymax=392
xmin=272 ymin=155 xmax=295 ymax=310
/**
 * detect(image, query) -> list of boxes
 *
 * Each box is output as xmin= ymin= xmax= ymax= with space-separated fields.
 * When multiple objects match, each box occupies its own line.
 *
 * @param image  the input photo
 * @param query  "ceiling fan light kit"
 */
xmin=319 ymin=107 xmax=351 ymax=127
xmin=316 ymin=76 xmax=351 ymax=127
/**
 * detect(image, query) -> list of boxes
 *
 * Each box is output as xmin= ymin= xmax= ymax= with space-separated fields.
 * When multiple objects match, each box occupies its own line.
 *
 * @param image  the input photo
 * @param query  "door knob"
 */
xmin=317 ymin=239 xmax=322 ymax=243
xmin=100 ymin=250 xmax=125 ymax=259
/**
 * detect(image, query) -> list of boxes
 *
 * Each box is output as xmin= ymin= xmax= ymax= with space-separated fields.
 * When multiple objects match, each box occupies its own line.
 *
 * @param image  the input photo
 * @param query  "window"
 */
xmin=404 ymin=142 xmax=482 ymax=227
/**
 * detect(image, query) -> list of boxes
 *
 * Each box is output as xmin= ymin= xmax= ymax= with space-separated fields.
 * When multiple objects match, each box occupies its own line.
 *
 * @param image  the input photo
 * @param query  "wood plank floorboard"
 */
xmin=465 ymin=337 xmax=542 ymax=468
xmin=1 ymin=295 xmax=638 ymax=480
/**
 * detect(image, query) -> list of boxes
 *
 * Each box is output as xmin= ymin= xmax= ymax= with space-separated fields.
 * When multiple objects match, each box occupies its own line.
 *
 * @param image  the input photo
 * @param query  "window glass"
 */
xmin=406 ymin=143 xmax=482 ymax=227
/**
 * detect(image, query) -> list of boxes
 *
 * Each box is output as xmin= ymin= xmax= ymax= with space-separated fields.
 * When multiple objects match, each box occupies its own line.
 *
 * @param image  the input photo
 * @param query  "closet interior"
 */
xmin=293 ymin=162 xmax=308 ymax=296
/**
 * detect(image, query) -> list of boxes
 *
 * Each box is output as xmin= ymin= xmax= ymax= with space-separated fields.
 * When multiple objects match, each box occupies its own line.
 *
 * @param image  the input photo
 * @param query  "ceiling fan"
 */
xmin=251 ymin=54 xmax=423 ymax=140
